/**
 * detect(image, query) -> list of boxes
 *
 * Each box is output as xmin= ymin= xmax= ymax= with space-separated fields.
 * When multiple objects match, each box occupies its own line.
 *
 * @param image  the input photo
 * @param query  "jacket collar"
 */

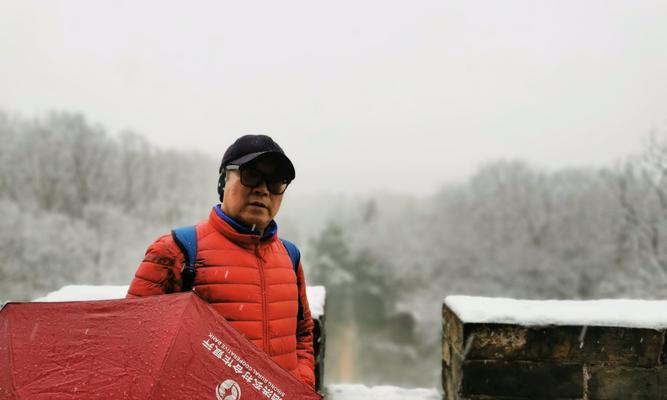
xmin=210 ymin=205 xmax=278 ymax=246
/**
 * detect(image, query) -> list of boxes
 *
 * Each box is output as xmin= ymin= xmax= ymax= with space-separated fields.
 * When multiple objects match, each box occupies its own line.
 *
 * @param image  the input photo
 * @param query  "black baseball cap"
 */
xmin=219 ymin=134 xmax=295 ymax=181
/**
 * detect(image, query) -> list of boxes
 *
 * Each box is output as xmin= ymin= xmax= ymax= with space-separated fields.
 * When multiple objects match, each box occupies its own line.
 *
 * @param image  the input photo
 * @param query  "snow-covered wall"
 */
xmin=445 ymin=295 xmax=667 ymax=330
xmin=443 ymin=296 xmax=667 ymax=399
xmin=33 ymin=285 xmax=327 ymax=319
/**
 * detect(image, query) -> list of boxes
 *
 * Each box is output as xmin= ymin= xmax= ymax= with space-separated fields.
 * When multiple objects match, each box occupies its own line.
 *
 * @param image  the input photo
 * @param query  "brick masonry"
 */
xmin=442 ymin=303 xmax=667 ymax=399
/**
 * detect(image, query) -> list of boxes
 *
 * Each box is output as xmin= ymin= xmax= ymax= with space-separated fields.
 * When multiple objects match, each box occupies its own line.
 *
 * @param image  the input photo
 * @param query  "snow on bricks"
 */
xmin=442 ymin=296 xmax=667 ymax=399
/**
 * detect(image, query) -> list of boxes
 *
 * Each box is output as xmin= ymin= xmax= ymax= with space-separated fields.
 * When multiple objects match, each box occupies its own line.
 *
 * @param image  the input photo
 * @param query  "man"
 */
xmin=127 ymin=134 xmax=316 ymax=389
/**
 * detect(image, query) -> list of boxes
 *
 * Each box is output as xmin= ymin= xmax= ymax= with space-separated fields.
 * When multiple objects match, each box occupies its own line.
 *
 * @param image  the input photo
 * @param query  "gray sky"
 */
xmin=1 ymin=0 xmax=666 ymax=196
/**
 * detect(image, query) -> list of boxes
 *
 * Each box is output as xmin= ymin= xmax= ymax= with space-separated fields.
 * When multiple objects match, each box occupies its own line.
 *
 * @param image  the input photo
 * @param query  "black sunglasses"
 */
xmin=226 ymin=165 xmax=290 ymax=195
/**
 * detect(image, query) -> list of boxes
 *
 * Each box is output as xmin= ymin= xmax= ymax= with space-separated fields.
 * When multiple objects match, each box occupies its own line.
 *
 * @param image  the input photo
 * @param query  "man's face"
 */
xmin=220 ymin=158 xmax=285 ymax=232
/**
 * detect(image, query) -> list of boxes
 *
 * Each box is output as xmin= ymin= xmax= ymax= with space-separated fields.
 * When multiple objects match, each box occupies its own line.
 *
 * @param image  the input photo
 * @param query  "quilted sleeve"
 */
xmin=127 ymin=234 xmax=183 ymax=297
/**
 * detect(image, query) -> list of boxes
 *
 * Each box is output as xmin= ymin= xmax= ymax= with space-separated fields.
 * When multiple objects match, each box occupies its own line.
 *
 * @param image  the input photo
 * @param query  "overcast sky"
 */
xmin=1 ymin=0 xmax=666 ymax=196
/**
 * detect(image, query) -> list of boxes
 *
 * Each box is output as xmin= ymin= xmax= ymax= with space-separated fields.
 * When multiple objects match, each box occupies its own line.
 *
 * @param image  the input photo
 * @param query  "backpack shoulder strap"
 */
xmin=171 ymin=225 xmax=198 ymax=292
xmin=280 ymin=238 xmax=304 ymax=320
xmin=280 ymin=238 xmax=300 ymax=273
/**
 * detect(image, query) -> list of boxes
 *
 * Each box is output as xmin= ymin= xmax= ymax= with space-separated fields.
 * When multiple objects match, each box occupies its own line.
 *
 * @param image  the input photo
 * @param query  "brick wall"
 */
xmin=442 ymin=302 xmax=667 ymax=399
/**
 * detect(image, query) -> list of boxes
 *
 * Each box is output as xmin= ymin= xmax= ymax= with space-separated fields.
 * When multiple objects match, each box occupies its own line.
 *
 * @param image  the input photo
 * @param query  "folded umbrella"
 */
xmin=0 ymin=292 xmax=321 ymax=400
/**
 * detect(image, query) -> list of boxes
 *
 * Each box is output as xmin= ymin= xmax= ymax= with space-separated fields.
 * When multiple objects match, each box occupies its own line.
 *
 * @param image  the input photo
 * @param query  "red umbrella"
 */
xmin=0 ymin=293 xmax=321 ymax=400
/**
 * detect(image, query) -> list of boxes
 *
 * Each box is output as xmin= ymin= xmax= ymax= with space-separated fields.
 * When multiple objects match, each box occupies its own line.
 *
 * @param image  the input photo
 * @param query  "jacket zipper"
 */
xmin=255 ymin=243 xmax=270 ymax=354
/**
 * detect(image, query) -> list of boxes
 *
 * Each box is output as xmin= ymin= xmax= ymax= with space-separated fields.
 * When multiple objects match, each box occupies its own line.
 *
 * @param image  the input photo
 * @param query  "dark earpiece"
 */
xmin=217 ymin=173 xmax=226 ymax=202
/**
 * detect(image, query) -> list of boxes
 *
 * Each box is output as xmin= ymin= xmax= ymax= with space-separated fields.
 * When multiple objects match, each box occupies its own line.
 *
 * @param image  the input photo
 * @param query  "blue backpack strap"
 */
xmin=280 ymin=238 xmax=304 ymax=320
xmin=171 ymin=225 xmax=198 ymax=292
xmin=280 ymin=238 xmax=300 ymax=273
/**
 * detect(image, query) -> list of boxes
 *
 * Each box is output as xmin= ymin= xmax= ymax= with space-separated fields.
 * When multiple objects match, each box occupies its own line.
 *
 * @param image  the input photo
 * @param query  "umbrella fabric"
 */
xmin=0 ymin=293 xmax=321 ymax=400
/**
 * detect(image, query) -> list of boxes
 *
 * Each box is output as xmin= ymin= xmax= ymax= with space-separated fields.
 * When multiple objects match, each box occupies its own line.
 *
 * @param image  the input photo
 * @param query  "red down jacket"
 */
xmin=127 ymin=206 xmax=316 ymax=388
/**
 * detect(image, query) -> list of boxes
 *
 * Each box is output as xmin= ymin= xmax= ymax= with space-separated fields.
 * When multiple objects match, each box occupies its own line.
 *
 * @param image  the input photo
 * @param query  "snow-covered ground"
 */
xmin=326 ymin=384 xmax=440 ymax=400
xmin=445 ymin=295 xmax=667 ymax=329
xmin=32 ymin=284 xmax=327 ymax=319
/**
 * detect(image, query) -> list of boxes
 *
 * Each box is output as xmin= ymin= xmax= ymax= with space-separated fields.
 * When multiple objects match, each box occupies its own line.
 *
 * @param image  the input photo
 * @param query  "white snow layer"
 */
xmin=33 ymin=285 xmax=128 ymax=302
xmin=33 ymin=285 xmax=327 ymax=319
xmin=326 ymin=384 xmax=440 ymax=400
xmin=306 ymin=285 xmax=326 ymax=319
xmin=445 ymin=295 xmax=667 ymax=329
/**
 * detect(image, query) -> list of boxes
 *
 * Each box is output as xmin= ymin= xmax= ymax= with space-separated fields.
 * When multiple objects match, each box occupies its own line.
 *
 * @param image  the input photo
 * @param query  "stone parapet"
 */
xmin=442 ymin=297 xmax=667 ymax=399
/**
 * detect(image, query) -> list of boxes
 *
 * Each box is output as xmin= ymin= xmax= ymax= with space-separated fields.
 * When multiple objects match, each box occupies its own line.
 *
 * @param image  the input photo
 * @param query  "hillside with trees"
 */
xmin=0 ymin=111 xmax=216 ymax=299
xmin=1 ymin=110 xmax=666 ymax=387
xmin=306 ymin=132 xmax=667 ymax=386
